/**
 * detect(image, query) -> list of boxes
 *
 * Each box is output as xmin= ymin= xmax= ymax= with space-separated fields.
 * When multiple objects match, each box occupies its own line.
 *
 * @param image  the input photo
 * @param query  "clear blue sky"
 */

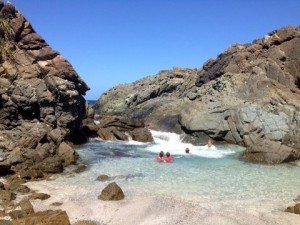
xmin=12 ymin=0 xmax=300 ymax=100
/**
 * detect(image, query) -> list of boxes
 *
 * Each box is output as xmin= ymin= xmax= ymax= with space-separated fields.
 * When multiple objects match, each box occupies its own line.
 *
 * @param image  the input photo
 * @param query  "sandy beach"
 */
xmin=26 ymin=179 xmax=300 ymax=225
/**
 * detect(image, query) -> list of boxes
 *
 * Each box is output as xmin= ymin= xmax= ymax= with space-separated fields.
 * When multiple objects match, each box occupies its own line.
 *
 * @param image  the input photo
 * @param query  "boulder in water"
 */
xmin=98 ymin=182 xmax=125 ymax=201
xmin=73 ymin=164 xmax=87 ymax=173
xmin=96 ymin=174 xmax=109 ymax=182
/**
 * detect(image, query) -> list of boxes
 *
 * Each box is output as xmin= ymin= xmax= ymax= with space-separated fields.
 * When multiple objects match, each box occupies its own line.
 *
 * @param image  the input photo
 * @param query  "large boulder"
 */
xmin=98 ymin=182 xmax=125 ymax=201
xmin=0 ymin=3 xmax=89 ymax=176
xmin=96 ymin=26 xmax=300 ymax=164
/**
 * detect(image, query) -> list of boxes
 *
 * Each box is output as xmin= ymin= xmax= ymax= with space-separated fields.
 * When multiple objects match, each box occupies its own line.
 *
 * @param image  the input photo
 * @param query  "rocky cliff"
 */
xmin=96 ymin=26 xmax=300 ymax=164
xmin=0 ymin=3 xmax=89 ymax=177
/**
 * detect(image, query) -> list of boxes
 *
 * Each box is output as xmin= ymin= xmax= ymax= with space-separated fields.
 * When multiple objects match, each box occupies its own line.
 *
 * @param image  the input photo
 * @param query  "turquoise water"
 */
xmin=76 ymin=133 xmax=300 ymax=204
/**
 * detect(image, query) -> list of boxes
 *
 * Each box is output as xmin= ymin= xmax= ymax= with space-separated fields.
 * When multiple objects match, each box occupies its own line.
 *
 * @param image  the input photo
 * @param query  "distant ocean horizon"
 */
xmin=87 ymin=100 xmax=97 ymax=105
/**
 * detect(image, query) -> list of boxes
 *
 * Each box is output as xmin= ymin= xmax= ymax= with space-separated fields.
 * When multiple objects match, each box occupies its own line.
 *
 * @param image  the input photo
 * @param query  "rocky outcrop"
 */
xmin=96 ymin=68 xmax=198 ymax=132
xmin=82 ymin=115 xmax=153 ymax=142
xmin=0 ymin=3 xmax=89 ymax=176
xmin=96 ymin=26 xmax=300 ymax=164
xmin=180 ymin=26 xmax=300 ymax=164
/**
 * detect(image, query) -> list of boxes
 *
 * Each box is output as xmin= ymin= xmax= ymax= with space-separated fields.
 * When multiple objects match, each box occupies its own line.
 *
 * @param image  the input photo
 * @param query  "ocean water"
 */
xmin=87 ymin=100 xmax=97 ymax=106
xmin=71 ymin=130 xmax=300 ymax=202
xmin=26 ymin=130 xmax=300 ymax=224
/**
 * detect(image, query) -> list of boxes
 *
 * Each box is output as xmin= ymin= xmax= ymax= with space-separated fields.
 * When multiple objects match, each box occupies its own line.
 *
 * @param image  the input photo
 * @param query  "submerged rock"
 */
xmin=96 ymin=27 xmax=300 ymax=164
xmin=96 ymin=174 xmax=109 ymax=182
xmin=98 ymin=182 xmax=125 ymax=201
xmin=73 ymin=164 xmax=87 ymax=173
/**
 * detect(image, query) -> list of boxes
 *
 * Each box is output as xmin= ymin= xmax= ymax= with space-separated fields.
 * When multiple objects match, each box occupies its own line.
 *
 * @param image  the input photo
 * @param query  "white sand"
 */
xmin=26 ymin=179 xmax=300 ymax=225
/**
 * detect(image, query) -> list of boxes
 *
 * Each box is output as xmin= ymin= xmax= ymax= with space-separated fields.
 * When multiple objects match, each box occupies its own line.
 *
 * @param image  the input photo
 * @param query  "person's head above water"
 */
xmin=166 ymin=152 xmax=171 ymax=157
xmin=185 ymin=148 xmax=190 ymax=153
xmin=159 ymin=151 xmax=164 ymax=158
xmin=208 ymin=139 xmax=213 ymax=147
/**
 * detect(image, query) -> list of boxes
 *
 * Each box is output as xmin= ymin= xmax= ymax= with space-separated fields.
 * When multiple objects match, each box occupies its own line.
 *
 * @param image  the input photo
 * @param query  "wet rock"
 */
xmin=96 ymin=174 xmax=109 ymax=182
xmin=129 ymin=127 xmax=153 ymax=142
xmin=11 ymin=210 xmax=70 ymax=225
xmin=30 ymin=193 xmax=50 ymax=200
xmin=98 ymin=182 xmax=125 ymax=201
xmin=73 ymin=164 xmax=87 ymax=173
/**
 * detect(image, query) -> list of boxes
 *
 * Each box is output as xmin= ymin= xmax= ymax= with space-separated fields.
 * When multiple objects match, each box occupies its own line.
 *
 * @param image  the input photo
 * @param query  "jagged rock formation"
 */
xmin=96 ymin=68 xmax=198 ymax=132
xmin=96 ymin=26 xmax=300 ymax=164
xmin=82 ymin=115 xmax=153 ymax=142
xmin=0 ymin=3 xmax=89 ymax=176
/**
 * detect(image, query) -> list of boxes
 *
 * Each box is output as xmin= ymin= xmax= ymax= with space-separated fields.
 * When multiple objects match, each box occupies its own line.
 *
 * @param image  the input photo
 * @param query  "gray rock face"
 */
xmin=96 ymin=26 xmax=300 ymax=164
xmin=82 ymin=115 xmax=153 ymax=142
xmin=96 ymin=67 xmax=198 ymax=132
xmin=0 ymin=3 xmax=89 ymax=176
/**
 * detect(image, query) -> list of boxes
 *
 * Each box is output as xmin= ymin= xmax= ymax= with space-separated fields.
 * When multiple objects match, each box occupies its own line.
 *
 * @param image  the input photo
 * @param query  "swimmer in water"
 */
xmin=156 ymin=151 xmax=164 ymax=162
xmin=163 ymin=152 xmax=174 ymax=163
xmin=185 ymin=147 xmax=190 ymax=154
xmin=205 ymin=139 xmax=216 ymax=150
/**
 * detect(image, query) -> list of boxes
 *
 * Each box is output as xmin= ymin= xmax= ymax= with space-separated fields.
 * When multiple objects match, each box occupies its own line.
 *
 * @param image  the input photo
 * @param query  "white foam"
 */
xmin=146 ymin=130 xmax=235 ymax=158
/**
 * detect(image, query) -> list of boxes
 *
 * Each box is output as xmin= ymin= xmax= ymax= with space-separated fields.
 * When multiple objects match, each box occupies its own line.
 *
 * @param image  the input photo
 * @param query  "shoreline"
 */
xmin=23 ymin=179 xmax=300 ymax=225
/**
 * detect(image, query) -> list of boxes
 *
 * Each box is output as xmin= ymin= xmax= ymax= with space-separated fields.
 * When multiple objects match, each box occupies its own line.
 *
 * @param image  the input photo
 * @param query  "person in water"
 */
xmin=205 ymin=139 xmax=216 ymax=150
xmin=163 ymin=152 xmax=174 ymax=163
xmin=185 ymin=148 xmax=190 ymax=154
xmin=156 ymin=151 xmax=164 ymax=162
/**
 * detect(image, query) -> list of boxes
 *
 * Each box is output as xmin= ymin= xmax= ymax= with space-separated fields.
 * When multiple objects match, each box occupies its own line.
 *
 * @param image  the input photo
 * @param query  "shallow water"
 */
xmin=26 ymin=130 xmax=300 ymax=224
xmin=76 ymin=133 xmax=299 ymax=203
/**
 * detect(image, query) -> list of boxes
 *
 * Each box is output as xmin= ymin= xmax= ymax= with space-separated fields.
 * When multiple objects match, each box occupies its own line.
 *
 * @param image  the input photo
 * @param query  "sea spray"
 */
xmin=146 ymin=130 xmax=235 ymax=158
